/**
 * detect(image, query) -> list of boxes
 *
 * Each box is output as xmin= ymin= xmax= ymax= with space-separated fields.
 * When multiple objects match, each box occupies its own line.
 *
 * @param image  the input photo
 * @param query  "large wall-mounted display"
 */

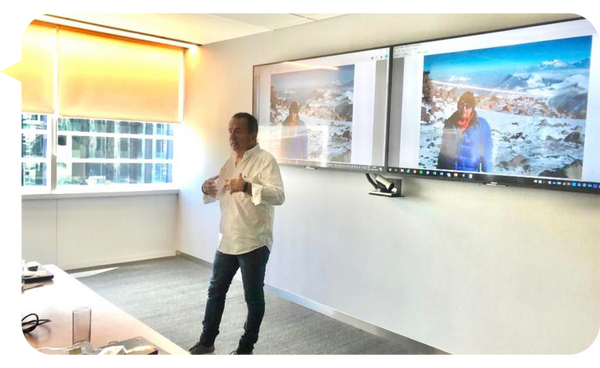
xmin=253 ymin=48 xmax=390 ymax=173
xmin=253 ymin=18 xmax=599 ymax=194
xmin=388 ymin=18 xmax=599 ymax=194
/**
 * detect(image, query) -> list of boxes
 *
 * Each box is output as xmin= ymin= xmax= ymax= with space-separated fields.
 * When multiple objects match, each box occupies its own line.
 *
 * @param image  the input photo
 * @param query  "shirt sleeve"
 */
xmin=250 ymin=156 xmax=285 ymax=206
xmin=203 ymin=164 xmax=226 ymax=204
xmin=203 ymin=192 xmax=217 ymax=204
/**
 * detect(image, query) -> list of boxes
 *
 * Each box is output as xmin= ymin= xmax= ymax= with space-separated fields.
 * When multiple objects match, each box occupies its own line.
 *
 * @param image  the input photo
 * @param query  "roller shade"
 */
xmin=2 ymin=21 xmax=56 ymax=113
xmin=58 ymin=28 xmax=182 ymax=123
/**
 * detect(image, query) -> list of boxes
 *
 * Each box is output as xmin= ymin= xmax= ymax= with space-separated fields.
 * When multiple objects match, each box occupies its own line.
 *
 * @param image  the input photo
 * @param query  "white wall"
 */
xmin=178 ymin=14 xmax=600 ymax=354
xmin=22 ymin=194 xmax=178 ymax=270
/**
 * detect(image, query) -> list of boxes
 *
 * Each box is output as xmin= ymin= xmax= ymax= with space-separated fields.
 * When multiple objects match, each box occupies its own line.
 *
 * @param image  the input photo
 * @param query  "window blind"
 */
xmin=2 ymin=21 xmax=56 ymax=113
xmin=57 ymin=27 xmax=182 ymax=123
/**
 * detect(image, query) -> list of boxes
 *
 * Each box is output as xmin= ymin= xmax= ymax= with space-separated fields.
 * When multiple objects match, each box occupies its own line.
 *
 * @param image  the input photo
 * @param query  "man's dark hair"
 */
xmin=232 ymin=112 xmax=258 ymax=134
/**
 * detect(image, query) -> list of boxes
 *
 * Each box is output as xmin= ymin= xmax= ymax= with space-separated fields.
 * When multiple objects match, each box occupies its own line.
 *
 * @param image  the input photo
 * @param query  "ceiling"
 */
xmin=44 ymin=13 xmax=347 ymax=45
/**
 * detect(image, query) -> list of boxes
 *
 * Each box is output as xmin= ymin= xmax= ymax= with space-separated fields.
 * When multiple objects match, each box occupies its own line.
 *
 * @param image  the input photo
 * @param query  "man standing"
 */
xmin=437 ymin=92 xmax=493 ymax=172
xmin=189 ymin=112 xmax=285 ymax=355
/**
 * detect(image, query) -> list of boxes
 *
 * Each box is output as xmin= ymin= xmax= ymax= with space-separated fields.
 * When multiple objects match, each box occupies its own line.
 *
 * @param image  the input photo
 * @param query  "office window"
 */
xmin=15 ymin=22 xmax=183 ymax=192
xmin=20 ymin=114 xmax=175 ymax=188
xmin=56 ymin=118 xmax=175 ymax=185
xmin=21 ymin=114 xmax=49 ymax=187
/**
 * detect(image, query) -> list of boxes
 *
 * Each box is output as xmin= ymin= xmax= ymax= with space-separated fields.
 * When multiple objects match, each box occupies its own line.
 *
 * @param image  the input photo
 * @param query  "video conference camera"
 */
xmin=366 ymin=174 xmax=402 ymax=197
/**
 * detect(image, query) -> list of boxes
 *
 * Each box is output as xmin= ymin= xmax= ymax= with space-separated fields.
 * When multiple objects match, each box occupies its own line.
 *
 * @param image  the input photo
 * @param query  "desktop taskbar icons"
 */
xmin=325 ymin=164 xmax=384 ymax=172
xmin=387 ymin=168 xmax=599 ymax=191
xmin=533 ymin=179 xmax=599 ymax=190
xmin=391 ymin=168 xmax=475 ymax=180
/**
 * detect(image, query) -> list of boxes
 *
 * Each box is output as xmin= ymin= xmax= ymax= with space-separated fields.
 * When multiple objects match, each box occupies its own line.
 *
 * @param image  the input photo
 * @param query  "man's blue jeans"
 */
xmin=199 ymin=246 xmax=270 ymax=352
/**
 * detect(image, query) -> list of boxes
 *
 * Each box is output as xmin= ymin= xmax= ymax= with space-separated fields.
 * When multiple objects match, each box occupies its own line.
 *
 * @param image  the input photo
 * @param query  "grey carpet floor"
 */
xmin=75 ymin=256 xmax=445 ymax=355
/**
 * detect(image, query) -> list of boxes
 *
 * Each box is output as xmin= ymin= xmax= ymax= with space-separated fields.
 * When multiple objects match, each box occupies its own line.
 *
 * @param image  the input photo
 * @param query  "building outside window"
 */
xmin=21 ymin=113 xmax=49 ymax=187
xmin=21 ymin=114 xmax=176 ymax=189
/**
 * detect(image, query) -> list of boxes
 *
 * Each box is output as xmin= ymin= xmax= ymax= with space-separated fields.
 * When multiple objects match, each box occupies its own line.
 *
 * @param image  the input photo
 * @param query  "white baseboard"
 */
xmin=60 ymin=250 xmax=177 ymax=271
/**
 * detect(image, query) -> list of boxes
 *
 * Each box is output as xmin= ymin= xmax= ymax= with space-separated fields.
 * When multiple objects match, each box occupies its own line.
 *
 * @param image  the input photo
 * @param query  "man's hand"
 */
xmin=202 ymin=175 xmax=219 ymax=198
xmin=224 ymin=173 xmax=246 ymax=194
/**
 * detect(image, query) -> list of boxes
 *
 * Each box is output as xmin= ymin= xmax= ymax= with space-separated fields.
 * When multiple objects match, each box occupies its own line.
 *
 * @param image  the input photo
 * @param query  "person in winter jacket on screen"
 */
xmin=280 ymin=101 xmax=308 ymax=159
xmin=437 ymin=92 xmax=493 ymax=172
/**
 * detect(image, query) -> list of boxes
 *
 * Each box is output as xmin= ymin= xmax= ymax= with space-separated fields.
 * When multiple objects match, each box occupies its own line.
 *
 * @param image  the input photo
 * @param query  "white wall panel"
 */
xmin=56 ymin=194 xmax=177 ymax=270
xmin=22 ymin=194 xmax=178 ymax=270
xmin=21 ymin=199 xmax=57 ymax=265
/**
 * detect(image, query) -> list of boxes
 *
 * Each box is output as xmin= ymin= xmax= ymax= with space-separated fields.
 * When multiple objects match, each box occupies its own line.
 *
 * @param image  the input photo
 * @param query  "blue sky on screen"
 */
xmin=425 ymin=36 xmax=593 ymax=80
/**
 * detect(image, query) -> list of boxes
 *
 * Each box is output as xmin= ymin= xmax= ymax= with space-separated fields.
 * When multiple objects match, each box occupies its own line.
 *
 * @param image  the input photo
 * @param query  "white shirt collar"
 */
xmin=231 ymin=143 xmax=261 ymax=160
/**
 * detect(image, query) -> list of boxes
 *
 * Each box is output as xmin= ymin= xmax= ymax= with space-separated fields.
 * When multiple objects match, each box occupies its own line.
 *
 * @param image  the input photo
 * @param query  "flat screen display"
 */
xmin=253 ymin=48 xmax=390 ymax=173
xmin=387 ymin=19 xmax=600 ymax=194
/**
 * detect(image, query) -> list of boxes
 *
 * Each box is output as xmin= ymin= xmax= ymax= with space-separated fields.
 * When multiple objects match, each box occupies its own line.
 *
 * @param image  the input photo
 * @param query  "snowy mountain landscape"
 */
xmin=419 ymin=56 xmax=590 ymax=179
xmin=269 ymin=71 xmax=355 ymax=162
xmin=494 ymin=59 xmax=590 ymax=118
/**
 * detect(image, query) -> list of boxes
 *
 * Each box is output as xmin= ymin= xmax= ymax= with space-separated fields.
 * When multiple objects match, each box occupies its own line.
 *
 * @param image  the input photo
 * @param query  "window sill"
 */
xmin=21 ymin=184 xmax=180 ymax=200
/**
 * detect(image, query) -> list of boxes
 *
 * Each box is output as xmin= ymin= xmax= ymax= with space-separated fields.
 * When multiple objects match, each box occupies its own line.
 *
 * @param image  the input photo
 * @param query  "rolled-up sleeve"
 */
xmin=251 ymin=158 xmax=285 ymax=206
xmin=203 ymin=193 xmax=217 ymax=204
xmin=203 ymin=169 xmax=225 ymax=204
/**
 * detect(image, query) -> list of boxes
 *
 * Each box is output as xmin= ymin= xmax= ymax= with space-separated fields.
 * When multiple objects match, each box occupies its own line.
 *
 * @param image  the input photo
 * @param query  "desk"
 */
xmin=22 ymin=264 xmax=188 ymax=355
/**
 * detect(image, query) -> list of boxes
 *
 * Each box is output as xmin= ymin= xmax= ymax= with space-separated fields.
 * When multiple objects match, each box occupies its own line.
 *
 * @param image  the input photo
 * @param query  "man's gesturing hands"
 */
xmin=204 ymin=173 xmax=250 ymax=197
xmin=225 ymin=173 xmax=248 ymax=195
xmin=202 ymin=175 xmax=219 ymax=198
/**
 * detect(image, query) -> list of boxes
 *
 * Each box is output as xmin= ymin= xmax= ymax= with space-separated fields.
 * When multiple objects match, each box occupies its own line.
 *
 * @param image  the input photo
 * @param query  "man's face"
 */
xmin=229 ymin=117 xmax=257 ymax=154
xmin=457 ymin=101 xmax=474 ymax=121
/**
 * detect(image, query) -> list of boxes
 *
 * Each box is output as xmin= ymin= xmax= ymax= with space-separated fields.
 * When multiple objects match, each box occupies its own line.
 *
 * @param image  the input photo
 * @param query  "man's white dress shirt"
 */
xmin=204 ymin=144 xmax=285 ymax=255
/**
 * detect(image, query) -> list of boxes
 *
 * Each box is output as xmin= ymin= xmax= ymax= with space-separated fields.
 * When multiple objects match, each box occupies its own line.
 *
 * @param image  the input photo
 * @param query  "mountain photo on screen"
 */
xmin=419 ymin=36 xmax=592 ymax=179
xmin=270 ymin=65 xmax=355 ymax=162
